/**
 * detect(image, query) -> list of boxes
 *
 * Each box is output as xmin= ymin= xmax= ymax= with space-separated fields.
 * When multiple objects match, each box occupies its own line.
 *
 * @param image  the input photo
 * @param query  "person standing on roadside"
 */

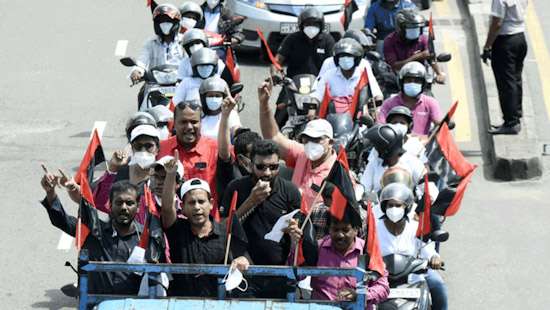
xmin=482 ymin=0 xmax=528 ymax=135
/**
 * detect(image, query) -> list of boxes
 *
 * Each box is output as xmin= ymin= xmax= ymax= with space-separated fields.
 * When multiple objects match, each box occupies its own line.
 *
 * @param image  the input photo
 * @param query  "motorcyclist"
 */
xmin=130 ymin=4 xmax=184 ymax=84
xmin=173 ymin=47 xmax=221 ymax=103
xmin=179 ymin=1 xmax=204 ymax=33
xmin=364 ymin=0 xmax=417 ymax=55
xmin=313 ymin=38 xmax=369 ymax=115
xmin=148 ymin=105 xmax=174 ymax=141
xmin=383 ymin=8 xmax=446 ymax=84
xmin=177 ymin=29 xmax=228 ymax=81
xmin=376 ymin=183 xmax=448 ymax=310
xmin=378 ymin=61 xmax=443 ymax=136
xmin=385 ymin=105 xmax=427 ymax=162
xmin=198 ymin=76 xmax=241 ymax=139
xmin=197 ymin=0 xmax=245 ymax=45
xmin=317 ymin=30 xmax=383 ymax=102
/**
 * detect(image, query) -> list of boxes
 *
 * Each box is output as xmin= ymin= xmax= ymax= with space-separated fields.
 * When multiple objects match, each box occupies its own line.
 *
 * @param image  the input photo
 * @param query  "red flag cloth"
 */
xmin=299 ymin=194 xmax=310 ymax=215
xmin=330 ymin=186 xmax=347 ymax=221
xmin=428 ymin=13 xmax=435 ymax=40
xmin=256 ymin=28 xmax=282 ymax=71
xmin=336 ymin=145 xmax=350 ymax=172
xmin=296 ymin=239 xmax=306 ymax=266
xmin=325 ymin=149 xmax=356 ymax=221
xmin=225 ymin=47 xmax=240 ymax=83
xmin=226 ymin=191 xmax=238 ymax=235
xmin=425 ymin=123 xmax=477 ymax=217
xmin=365 ymin=201 xmax=386 ymax=276
xmin=416 ymin=173 xmax=432 ymax=238
xmin=318 ymin=83 xmax=331 ymax=119
xmin=340 ymin=0 xmax=358 ymax=31
xmin=349 ymin=69 xmax=369 ymax=118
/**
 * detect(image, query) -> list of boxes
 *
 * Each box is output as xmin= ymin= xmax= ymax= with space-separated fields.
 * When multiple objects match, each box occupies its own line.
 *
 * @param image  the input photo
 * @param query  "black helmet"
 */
xmin=387 ymin=106 xmax=413 ymax=124
xmin=343 ymin=29 xmax=372 ymax=50
xmin=360 ymin=28 xmax=378 ymax=49
xmin=379 ymin=182 xmax=414 ymax=215
xmin=334 ymin=38 xmax=363 ymax=68
xmin=125 ymin=112 xmax=157 ymax=142
xmin=298 ymin=7 xmax=324 ymax=30
xmin=395 ymin=8 xmax=426 ymax=36
xmin=191 ymin=47 xmax=219 ymax=79
xmin=181 ymin=29 xmax=209 ymax=55
xmin=365 ymin=124 xmax=405 ymax=160
xmin=152 ymin=4 xmax=181 ymax=38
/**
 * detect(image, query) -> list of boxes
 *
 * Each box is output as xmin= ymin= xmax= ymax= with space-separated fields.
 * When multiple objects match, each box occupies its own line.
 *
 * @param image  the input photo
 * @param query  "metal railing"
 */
xmin=78 ymin=250 xmax=368 ymax=310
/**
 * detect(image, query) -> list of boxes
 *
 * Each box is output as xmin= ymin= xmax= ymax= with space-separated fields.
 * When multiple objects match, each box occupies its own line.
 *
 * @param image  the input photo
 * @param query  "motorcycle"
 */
xmin=378 ymin=230 xmax=449 ymax=310
xmin=365 ymin=50 xmax=400 ymax=100
xmin=120 ymin=57 xmax=178 ymax=111
xmin=424 ymin=53 xmax=452 ymax=97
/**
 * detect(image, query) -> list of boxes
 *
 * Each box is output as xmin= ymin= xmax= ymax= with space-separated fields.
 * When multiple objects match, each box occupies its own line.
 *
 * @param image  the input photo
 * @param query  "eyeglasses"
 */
xmin=254 ymin=163 xmax=279 ymax=171
xmin=176 ymin=100 xmax=202 ymax=111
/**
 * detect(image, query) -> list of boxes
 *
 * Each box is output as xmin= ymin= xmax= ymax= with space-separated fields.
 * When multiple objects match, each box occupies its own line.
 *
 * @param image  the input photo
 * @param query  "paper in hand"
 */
xmin=264 ymin=209 xmax=300 ymax=242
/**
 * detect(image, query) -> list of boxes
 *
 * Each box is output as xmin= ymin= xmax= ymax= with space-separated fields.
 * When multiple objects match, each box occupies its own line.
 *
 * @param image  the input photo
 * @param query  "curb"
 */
xmin=464 ymin=0 xmax=543 ymax=181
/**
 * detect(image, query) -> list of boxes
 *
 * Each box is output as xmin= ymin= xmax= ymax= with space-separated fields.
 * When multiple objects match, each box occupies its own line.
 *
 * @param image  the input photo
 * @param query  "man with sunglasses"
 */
xmin=221 ymin=139 xmax=302 ymax=298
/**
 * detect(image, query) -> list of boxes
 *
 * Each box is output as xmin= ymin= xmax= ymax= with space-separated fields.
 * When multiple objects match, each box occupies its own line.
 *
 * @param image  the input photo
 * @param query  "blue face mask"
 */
xmin=403 ymin=82 xmax=422 ymax=97
xmin=197 ymin=65 xmax=214 ymax=79
xmin=405 ymin=27 xmax=421 ymax=40
xmin=339 ymin=56 xmax=355 ymax=71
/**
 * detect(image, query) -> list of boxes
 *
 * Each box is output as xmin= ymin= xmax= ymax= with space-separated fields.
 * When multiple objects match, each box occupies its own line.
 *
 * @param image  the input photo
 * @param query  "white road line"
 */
xmin=114 ymin=40 xmax=128 ymax=57
xmin=56 ymin=120 xmax=107 ymax=251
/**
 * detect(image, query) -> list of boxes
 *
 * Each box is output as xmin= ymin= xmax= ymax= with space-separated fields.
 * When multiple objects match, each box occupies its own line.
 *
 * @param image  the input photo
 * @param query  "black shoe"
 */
xmin=488 ymin=123 xmax=521 ymax=135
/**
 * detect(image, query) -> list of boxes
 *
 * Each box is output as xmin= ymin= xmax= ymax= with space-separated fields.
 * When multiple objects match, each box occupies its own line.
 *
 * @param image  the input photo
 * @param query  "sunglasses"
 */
xmin=176 ymin=100 xmax=202 ymax=111
xmin=254 ymin=163 xmax=279 ymax=171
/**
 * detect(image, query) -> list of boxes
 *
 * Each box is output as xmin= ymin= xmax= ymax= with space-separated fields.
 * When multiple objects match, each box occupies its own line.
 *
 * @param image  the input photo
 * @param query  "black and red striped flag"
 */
xmin=325 ymin=147 xmax=360 ymax=226
xmin=428 ymin=12 xmax=435 ymax=56
xmin=340 ymin=0 xmax=358 ymax=31
xmin=349 ymin=69 xmax=369 ymax=119
xmin=74 ymin=129 xmax=106 ymax=250
xmin=365 ymin=200 xmax=386 ymax=277
xmin=416 ymin=173 xmax=432 ymax=239
xmin=225 ymin=47 xmax=241 ymax=83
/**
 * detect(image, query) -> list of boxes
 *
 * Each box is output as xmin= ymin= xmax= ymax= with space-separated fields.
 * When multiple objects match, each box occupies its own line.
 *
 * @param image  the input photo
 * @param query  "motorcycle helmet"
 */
xmin=398 ymin=61 xmax=426 ymax=94
xmin=181 ymin=28 xmax=209 ymax=55
xmin=125 ymin=112 xmax=158 ymax=142
xmin=191 ymin=47 xmax=219 ymax=79
xmin=298 ymin=7 xmax=324 ymax=30
xmin=360 ymin=28 xmax=378 ymax=51
xmin=326 ymin=113 xmax=354 ymax=148
xmin=395 ymin=8 xmax=426 ymax=41
xmin=343 ymin=29 xmax=372 ymax=52
xmin=179 ymin=1 xmax=204 ymax=30
xmin=379 ymin=182 xmax=414 ymax=215
xmin=333 ymin=38 xmax=363 ymax=70
xmin=199 ymin=76 xmax=228 ymax=112
xmin=381 ymin=166 xmax=414 ymax=190
xmin=387 ymin=106 xmax=413 ymax=124
xmin=152 ymin=4 xmax=182 ymax=38
xmin=365 ymin=124 xmax=405 ymax=160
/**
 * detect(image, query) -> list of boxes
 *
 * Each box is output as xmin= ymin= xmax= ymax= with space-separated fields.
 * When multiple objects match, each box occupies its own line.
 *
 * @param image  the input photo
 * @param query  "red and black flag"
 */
xmin=325 ymin=148 xmax=360 ymax=226
xmin=340 ymin=0 xmax=358 ymax=31
xmin=416 ymin=173 xmax=432 ymax=239
xmin=318 ymin=84 xmax=332 ymax=119
xmin=425 ymin=122 xmax=476 ymax=217
xmin=74 ymin=129 xmax=106 ymax=250
xmin=223 ymin=191 xmax=248 ymax=263
xmin=365 ymin=200 xmax=386 ymax=277
xmin=428 ymin=12 xmax=435 ymax=56
xmin=256 ymin=28 xmax=282 ymax=72
xmin=349 ymin=69 xmax=369 ymax=119
xmin=225 ymin=47 xmax=241 ymax=83
xmin=138 ymin=184 xmax=161 ymax=250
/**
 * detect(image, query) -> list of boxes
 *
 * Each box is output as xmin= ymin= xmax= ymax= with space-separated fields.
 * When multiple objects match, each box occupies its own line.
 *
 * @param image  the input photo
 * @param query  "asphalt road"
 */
xmin=1 ymin=0 xmax=549 ymax=309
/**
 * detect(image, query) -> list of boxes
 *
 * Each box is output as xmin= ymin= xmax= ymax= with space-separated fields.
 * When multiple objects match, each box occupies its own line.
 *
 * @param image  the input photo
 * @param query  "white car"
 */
xmin=226 ymin=0 xmax=370 ymax=51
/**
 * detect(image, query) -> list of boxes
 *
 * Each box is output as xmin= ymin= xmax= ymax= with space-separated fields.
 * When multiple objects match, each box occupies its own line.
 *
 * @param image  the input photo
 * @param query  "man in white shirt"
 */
xmin=173 ymin=47 xmax=220 ymax=104
xmin=483 ymin=0 xmax=528 ymax=135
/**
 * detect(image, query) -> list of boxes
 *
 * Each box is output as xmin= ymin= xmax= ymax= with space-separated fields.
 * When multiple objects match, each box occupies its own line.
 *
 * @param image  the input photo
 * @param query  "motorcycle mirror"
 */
xmin=120 ymin=57 xmax=137 ymax=67
xmin=430 ymin=230 xmax=450 ymax=242
xmin=436 ymin=53 xmax=452 ymax=62
xmin=230 ymin=83 xmax=244 ymax=96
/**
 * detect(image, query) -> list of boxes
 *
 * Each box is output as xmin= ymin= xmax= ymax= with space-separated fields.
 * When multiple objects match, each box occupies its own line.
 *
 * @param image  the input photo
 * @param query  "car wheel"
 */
xmin=421 ymin=0 xmax=431 ymax=9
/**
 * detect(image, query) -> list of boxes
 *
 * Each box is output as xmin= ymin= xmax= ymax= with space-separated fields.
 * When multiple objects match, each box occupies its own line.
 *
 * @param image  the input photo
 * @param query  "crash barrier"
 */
xmin=78 ymin=250 xmax=368 ymax=310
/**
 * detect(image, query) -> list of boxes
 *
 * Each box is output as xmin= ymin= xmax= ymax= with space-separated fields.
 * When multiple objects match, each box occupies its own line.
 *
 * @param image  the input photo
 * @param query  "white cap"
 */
xmin=299 ymin=119 xmax=334 ymax=139
xmin=130 ymin=125 xmax=160 ymax=142
xmin=153 ymin=156 xmax=184 ymax=179
xmin=180 ymin=178 xmax=211 ymax=199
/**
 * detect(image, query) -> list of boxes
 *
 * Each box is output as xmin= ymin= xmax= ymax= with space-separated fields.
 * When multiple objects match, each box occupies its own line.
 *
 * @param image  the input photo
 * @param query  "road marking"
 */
xmin=525 ymin=3 xmax=550 ymax=120
xmin=114 ymin=40 xmax=128 ymax=57
xmin=56 ymin=120 xmax=107 ymax=251
xmin=441 ymin=30 xmax=472 ymax=142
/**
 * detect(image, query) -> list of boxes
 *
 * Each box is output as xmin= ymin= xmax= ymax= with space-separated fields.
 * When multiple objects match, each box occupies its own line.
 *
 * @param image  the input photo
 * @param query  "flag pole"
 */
xmin=224 ymin=233 xmax=232 ymax=265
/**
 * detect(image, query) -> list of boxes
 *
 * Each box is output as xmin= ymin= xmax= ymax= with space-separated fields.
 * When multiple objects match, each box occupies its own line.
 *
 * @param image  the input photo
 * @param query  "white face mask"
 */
xmin=129 ymin=151 xmax=156 ymax=169
xmin=304 ymin=141 xmax=325 ymax=161
xmin=188 ymin=43 xmax=203 ymax=55
xmin=180 ymin=17 xmax=197 ymax=30
xmin=207 ymin=0 xmax=220 ymax=9
xmin=386 ymin=206 xmax=405 ymax=223
xmin=223 ymin=266 xmax=248 ymax=291
xmin=405 ymin=27 xmax=421 ymax=40
xmin=303 ymin=26 xmax=320 ymax=39
xmin=206 ymin=96 xmax=223 ymax=110
xmin=158 ymin=126 xmax=170 ymax=140
xmin=197 ymin=65 xmax=214 ymax=79
xmin=389 ymin=123 xmax=408 ymax=137
xmin=339 ymin=56 xmax=355 ymax=71
xmin=159 ymin=22 xmax=174 ymax=35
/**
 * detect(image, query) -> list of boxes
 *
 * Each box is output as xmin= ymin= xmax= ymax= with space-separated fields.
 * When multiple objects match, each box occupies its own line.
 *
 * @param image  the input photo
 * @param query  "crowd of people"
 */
xmin=39 ymin=1 xmax=455 ymax=309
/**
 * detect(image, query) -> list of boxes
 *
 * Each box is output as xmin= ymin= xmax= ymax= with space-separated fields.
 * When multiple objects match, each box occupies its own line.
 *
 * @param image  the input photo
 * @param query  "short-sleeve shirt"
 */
xmin=490 ymin=0 xmax=527 ymax=35
xmin=317 ymin=57 xmax=383 ymax=99
xmin=278 ymin=31 xmax=335 ymax=78
xmin=200 ymin=110 xmax=242 ymax=139
xmin=221 ymin=175 xmax=301 ymax=265
xmin=383 ymin=32 xmax=429 ymax=69
xmin=378 ymin=93 xmax=442 ymax=135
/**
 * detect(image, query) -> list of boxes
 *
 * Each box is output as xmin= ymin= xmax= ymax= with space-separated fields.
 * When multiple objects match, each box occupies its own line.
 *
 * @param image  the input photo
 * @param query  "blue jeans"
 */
xmin=426 ymin=269 xmax=448 ymax=310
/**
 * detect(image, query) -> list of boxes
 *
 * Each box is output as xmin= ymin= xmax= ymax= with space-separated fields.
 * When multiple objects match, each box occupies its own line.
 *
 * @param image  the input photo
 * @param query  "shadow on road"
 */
xmin=31 ymin=289 xmax=76 ymax=310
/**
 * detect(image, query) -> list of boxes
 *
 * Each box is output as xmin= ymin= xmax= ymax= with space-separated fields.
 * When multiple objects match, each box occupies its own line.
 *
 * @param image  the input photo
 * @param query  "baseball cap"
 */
xmin=179 ymin=178 xmax=211 ymax=199
xmin=299 ymin=119 xmax=334 ymax=139
xmin=153 ymin=156 xmax=184 ymax=179
xmin=130 ymin=124 xmax=160 ymax=142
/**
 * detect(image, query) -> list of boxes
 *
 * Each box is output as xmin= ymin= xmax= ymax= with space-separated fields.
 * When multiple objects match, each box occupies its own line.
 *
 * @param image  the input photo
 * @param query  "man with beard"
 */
xmin=220 ymin=139 xmax=302 ymax=298
xmin=39 ymin=177 xmax=157 ymax=294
